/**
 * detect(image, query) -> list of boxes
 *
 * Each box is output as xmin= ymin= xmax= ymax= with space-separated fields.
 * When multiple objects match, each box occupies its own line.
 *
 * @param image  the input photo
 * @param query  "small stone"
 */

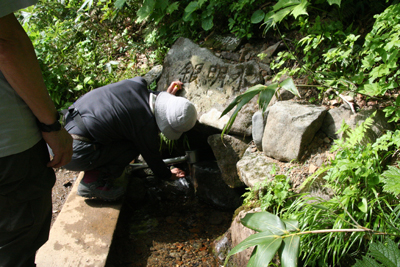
xmin=323 ymin=137 xmax=331 ymax=143
xmin=309 ymin=164 xmax=318 ymax=174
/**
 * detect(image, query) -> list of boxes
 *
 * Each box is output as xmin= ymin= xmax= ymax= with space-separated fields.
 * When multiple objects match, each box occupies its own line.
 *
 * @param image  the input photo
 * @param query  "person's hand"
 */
xmin=170 ymin=167 xmax=185 ymax=180
xmin=167 ymin=80 xmax=183 ymax=95
xmin=42 ymin=128 xmax=73 ymax=168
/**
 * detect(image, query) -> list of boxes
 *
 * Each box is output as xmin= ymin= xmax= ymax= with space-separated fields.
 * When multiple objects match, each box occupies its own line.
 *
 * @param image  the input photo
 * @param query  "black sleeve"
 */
xmin=135 ymin=120 xmax=171 ymax=180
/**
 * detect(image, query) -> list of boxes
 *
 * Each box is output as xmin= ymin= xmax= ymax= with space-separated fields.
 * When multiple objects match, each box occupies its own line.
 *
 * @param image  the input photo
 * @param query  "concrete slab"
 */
xmin=36 ymin=172 xmax=123 ymax=267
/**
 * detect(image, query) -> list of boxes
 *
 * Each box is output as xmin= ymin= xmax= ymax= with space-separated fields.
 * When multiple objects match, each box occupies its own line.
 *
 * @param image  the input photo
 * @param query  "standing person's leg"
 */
xmin=0 ymin=139 xmax=55 ymax=267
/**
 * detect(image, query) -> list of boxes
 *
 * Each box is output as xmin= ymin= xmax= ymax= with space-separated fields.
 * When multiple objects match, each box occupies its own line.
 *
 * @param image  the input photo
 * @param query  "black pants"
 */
xmin=63 ymin=139 xmax=138 ymax=179
xmin=0 ymin=140 xmax=55 ymax=267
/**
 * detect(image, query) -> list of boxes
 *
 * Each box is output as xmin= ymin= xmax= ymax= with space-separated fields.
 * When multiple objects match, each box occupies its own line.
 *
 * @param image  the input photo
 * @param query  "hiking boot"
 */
xmin=77 ymin=170 xmax=125 ymax=201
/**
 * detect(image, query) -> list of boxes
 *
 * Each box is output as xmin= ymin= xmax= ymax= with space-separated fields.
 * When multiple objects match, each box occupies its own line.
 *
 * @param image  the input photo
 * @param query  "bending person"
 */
xmin=63 ymin=77 xmax=197 ymax=201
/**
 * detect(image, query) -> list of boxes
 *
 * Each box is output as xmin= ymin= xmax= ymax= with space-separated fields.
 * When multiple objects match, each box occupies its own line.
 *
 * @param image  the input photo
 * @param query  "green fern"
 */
xmin=353 ymin=239 xmax=400 ymax=267
xmin=382 ymin=164 xmax=400 ymax=196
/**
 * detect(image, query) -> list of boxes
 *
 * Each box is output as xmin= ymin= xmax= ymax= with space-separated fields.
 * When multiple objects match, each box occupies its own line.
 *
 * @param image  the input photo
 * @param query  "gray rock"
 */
xmin=259 ymin=42 xmax=282 ymax=64
xmin=143 ymin=65 xmax=163 ymax=86
xmin=202 ymin=34 xmax=242 ymax=51
xmin=191 ymin=161 xmax=243 ymax=210
xmin=262 ymin=101 xmax=327 ymax=162
xmin=252 ymin=110 xmax=267 ymax=151
xmin=157 ymin=38 xmax=263 ymax=136
xmin=237 ymin=150 xmax=277 ymax=188
xmin=321 ymin=105 xmax=353 ymax=139
xmin=321 ymin=106 xmax=394 ymax=142
xmin=229 ymin=208 xmax=261 ymax=266
xmin=207 ymin=134 xmax=248 ymax=188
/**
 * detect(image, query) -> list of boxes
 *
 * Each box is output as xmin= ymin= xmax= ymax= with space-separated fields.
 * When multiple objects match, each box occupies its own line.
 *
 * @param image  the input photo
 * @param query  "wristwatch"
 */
xmin=37 ymin=113 xmax=62 ymax=132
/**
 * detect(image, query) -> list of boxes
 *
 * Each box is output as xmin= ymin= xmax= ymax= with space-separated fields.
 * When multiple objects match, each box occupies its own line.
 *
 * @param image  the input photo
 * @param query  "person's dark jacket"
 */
xmin=69 ymin=77 xmax=171 ymax=180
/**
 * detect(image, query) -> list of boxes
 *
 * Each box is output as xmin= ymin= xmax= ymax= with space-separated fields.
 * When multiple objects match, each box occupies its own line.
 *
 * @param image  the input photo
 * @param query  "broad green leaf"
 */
xmin=363 ymin=82 xmax=381 ymax=96
xmin=280 ymin=77 xmax=300 ymax=97
xmin=136 ymin=0 xmax=156 ymax=23
xmin=352 ymin=255 xmax=380 ymax=267
xmin=251 ymin=10 xmax=265 ymax=24
xmin=114 ymin=0 xmax=126 ymax=9
xmin=184 ymin=1 xmax=199 ymax=14
xmin=396 ymin=95 xmax=400 ymax=106
xmin=369 ymin=238 xmax=400 ymax=267
xmin=272 ymin=6 xmax=294 ymax=23
xmin=357 ymin=197 xmax=368 ymax=213
xmin=166 ymin=2 xmax=180 ymax=14
xmin=382 ymin=165 xmax=400 ymax=195
xmin=282 ymin=219 xmax=299 ymax=232
xmin=224 ymin=230 xmax=279 ymax=266
xmin=241 ymin=212 xmax=286 ymax=235
xmin=279 ymin=235 xmax=300 ymax=267
xmin=258 ymin=84 xmax=277 ymax=111
xmin=327 ymin=0 xmax=341 ymax=6
xmin=220 ymin=86 xmax=263 ymax=118
xmin=197 ymin=0 xmax=207 ymax=7
xmin=220 ymin=85 xmax=263 ymax=135
xmin=273 ymin=0 xmax=300 ymax=11
xmin=292 ymin=0 xmax=309 ymax=19
xmin=83 ymin=76 xmax=91 ymax=84
xmin=201 ymin=15 xmax=213 ymax=31
xmin=248 ymin=239 xmax=283 ymax=267
xmin=74 ymin=84 xmax=84 ymax=91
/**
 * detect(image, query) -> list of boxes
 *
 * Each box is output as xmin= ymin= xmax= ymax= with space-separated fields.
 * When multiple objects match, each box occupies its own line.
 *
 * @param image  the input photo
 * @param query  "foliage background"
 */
xmin=19 ymin=0 xmax=400 ymax=265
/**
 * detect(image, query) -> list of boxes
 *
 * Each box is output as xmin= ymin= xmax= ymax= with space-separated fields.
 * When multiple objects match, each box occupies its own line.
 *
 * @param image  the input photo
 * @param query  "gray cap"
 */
xmin=154 ymin=92 xmax=197 ymax=140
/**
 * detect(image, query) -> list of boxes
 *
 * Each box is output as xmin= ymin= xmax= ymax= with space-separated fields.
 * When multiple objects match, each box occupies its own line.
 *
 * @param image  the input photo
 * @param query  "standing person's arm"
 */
xmin=0 ymin=13 xmax=72 ymax=167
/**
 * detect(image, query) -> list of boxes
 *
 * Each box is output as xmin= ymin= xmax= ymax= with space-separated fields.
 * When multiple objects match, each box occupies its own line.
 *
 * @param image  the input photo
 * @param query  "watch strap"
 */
xmin=37 ymin=113 xmax=62 ymax=132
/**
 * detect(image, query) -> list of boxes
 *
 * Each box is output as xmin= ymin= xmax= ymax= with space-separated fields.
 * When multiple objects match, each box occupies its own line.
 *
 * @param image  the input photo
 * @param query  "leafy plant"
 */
xmin=382 ymin=163 xmax=400 ymax=196
xmin=224 ymin=212 xmax=300 ymax=267
xmin=20 ymin=0 xmax=150 ymax=109
xmin=224 ymin=211 xmax=398 ymax=267
xmin=285 ymin=116 xmax=400 ymax=266
xmin=252 ymin=0 xmax=341 ymax=34
xmin=243 ymin=174 xmax=293 ymax=214
xmin=353 ymin=238 xmax=400 ymax=267
xmin=220 ymin=77 xmax=300 ymax=136
xmin=359 ymin=3 xmax=400 ymax=97
xmin=383 ymin=95 xmax=400 ymax=124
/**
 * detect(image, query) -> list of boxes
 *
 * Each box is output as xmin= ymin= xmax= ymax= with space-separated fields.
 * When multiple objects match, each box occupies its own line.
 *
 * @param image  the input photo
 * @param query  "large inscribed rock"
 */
xmin=157 ymin=38 xmax=263 ymax=136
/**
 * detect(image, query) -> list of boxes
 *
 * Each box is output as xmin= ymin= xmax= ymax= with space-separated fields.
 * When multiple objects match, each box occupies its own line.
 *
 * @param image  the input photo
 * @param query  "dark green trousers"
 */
xmin=0 ymin=139 xmax=55 ymax=267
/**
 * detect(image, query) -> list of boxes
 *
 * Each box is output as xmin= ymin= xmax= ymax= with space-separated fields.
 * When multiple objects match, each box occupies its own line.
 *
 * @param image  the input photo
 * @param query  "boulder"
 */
xmin=229 ymin=208 xmax=261 ymax=266
xmin=251 ymin=110 xmax=269 ymax=151
xmin=207 ymin=134 xmax=248 ymax=188
xmin=202 ymin=34 xmax=242 ymax=51
xmin=237 ymin=149 xmax=278 ymax=188
xmin=143 ymin=65 xmax=163 ymax=86
xmin=262 ymin=101 xmax=327 ymax=162
xmin=191 ymin=161 xmax=243 ymax=210
xmin=157 ymin=38 xmax=263 ymax=136
xmin=321 ymin=106 xmax=394 ymax=142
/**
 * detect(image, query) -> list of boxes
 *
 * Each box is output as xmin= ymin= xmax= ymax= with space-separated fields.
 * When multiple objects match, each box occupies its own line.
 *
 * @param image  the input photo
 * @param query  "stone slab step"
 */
xmin=36 ymin=171 xmax=122 ymax=267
